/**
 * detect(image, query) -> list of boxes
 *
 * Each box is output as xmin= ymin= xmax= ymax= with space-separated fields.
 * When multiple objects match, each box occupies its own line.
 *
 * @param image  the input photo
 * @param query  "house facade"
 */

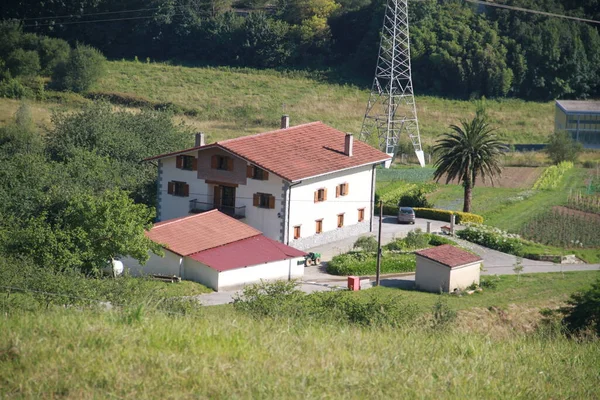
xmin=146 ymin=119 xmax=391 ymax=250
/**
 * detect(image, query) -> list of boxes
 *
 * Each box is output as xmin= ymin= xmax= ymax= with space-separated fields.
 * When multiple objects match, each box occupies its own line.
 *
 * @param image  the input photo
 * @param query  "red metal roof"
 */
xmin=148 ymin=210 xmax=261 ymax=256
xmin=189 ymin=235 xmax=306 ymax=272
xmin=415 ymin=244 xmax=482 ymax=268
xmin=145 ymin=122 xmax=391 ymax=181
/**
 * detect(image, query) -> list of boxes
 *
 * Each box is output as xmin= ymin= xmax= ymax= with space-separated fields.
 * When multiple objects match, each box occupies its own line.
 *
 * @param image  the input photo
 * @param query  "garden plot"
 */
xmin=441 ymin=167 xmax=544 ymax=188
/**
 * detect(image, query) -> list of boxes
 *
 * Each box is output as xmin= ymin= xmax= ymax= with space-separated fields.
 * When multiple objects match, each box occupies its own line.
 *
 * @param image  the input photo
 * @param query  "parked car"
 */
xmin=398 ymin=207 xmax=416 ymax=224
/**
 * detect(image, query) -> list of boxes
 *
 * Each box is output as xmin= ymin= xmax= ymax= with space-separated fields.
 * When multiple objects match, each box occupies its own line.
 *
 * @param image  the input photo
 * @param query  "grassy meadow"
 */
xmin=2 ymin=271 xmax=599 ymax=399
xmin=1 ymin=60 xmax=556 ymax=146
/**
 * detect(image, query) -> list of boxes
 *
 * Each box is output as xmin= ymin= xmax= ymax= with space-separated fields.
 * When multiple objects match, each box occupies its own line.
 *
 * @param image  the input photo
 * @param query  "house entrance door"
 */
xmin=221 ymin=186 xmax=236 ymax=215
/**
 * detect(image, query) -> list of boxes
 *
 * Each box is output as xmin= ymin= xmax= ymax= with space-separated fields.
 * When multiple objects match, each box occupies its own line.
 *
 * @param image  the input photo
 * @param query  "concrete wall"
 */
xmin=287 ymin=165 xmax=374 ymax=249
xmin=183 ymin=258 xmax=220 ymax=291
xmin=158 ymin=151 xmax=210 ymax=221
xmin=122 ymin=250 xmax=183 ymax=277
xmin=448 ymin=262 xmax=481 ymax=292
xmin=415 ymin=256 xmax=450 ymax=293
xmin=217 ymin=257 xmax=305 ymax=291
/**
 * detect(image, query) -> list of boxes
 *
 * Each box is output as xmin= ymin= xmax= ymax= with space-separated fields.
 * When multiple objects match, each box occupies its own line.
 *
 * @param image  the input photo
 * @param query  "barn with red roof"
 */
xmin=145 ymin=117 xmax=391 ymax=250
xmin=124 ymin=210 xmax=306 ymax=291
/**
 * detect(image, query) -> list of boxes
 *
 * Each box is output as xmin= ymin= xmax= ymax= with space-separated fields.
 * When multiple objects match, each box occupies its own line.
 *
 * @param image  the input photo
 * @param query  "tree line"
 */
xmin=2 ymin=0 xmax=600 ymax=100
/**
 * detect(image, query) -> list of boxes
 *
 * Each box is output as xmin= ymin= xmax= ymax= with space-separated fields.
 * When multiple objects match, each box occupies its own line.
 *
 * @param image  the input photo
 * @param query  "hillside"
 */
xmin=0 ymin=60 xmax=555 ymax=146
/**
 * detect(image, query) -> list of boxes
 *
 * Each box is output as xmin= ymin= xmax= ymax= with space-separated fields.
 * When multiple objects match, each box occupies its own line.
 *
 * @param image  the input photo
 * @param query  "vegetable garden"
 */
xmin=520 ymin=209 xmax=600 ymax=248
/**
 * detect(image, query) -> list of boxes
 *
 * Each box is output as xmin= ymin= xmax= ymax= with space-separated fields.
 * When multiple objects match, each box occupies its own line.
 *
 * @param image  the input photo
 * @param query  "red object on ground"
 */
xmin=348 ymin=276 xmax=360 ymax=291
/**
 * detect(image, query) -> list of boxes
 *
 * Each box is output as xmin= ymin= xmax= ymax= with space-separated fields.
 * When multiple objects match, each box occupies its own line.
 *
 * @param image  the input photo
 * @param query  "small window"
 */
xmin=337 ymin=213 xmax=344 ymax=228
xmin=358 ymin=208 xmax=365 ymax=222
xmin=314 ymin=188 xmax=327 ymax=203
xmin=212 ymin=155 xmax=232 ymax=171
xmin=336 ymin=183 xmax=349 ymax=197
xmin=315 ymin=219 xmax=323 ymax=234
xmin=247 ymin=165 xmax=269 ymax=181
xmin=217 ymin=156 xmax=228 ymax=170
xmin=182 ymin=155 xmax=195 ymax=171
xmin=253 ymin=168 xmax=265 ymax=180
xmin=168 ymin=181 xmax=189 ymax=197
xmin=253 ymin=193 xmax=275 ymax=209
xmin=293 ymin=226 xmax=301 ymax=239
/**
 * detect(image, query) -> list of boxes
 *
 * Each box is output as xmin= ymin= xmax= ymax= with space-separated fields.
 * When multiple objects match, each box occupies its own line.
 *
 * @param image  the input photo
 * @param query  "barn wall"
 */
xmin=122 ymin=250 xmax=183 ymax=277
xmin=217 ymin=257 xmax=305 ymax=291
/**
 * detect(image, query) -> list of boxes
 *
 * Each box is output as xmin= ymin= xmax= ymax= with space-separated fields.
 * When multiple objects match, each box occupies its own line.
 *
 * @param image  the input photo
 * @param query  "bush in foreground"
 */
xmin=560 ymin=278 xmax=600 ymax=338
xmin=326 ymin=252 xmax=415 ymax=276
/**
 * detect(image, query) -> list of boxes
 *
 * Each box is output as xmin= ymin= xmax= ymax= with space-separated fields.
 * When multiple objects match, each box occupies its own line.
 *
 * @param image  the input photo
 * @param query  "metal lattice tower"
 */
xmin=359 ymin=0 xmax=425 ymax=167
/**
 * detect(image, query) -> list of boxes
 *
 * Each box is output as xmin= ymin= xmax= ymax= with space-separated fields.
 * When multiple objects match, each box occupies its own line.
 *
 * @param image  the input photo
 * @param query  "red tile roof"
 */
xmin=145 ymin=122 xmax=391 ymax=182
xmin=189 ymin=235 xmax=306 ymax=272
xmin=415 ymin=244 xmax=482 ymax=268
xmin=148 ymin=210 xmax=261 ymax=256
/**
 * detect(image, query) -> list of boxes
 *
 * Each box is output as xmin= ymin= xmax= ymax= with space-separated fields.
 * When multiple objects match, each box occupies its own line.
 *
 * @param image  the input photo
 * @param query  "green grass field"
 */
xmin=1 ymin=272 xmax=599 ymax=399
xmin=1 ymin=60 xmax=556 ymax=146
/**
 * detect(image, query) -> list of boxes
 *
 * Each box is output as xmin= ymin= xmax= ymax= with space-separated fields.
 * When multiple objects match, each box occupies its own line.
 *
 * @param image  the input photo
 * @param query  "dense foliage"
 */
xmin=2 ymin=0 xmax=600 ymax=99
xmin=560 ymin=278 xmax=600 ymax=337
xmin=0 ymin=103 xmax=192 ymax=274
xmin=546 ymin=132 xmax=583 ymax=165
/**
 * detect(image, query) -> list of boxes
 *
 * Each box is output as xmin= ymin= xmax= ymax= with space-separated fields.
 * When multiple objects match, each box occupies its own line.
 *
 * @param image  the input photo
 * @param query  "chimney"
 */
xmin=195 ymin=132 xmax=205 ymax=147
xmin=344 ymin=133 xmax=353 ymax=157
xmin=280 ymin=115 xmax=290 ymax=129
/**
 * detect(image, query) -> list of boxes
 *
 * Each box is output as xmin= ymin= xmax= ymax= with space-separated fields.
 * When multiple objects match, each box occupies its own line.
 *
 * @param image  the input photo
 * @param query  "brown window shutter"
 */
xmin=268 ymin=195 xmax=275 ymax=209
xmin=168 ymin=182 xmax=174 ymax=194
xmin=263 ymin=170 xmax=269 ymax=180
xmin=345 ymin=183 xmax=349 ymax=195
xmin=211 ymin=155 xmax=218 ymax=169
xmin=336 ymin=185 xmax=340 ymax=198
xmin=184 ymin=184 xmax=190 ymax=197
xmin=192 ymin=158 xmax=198 ymax=171
xmin=253 ymin=194 xmax=259 ymax=207
xmin=314 ymin=191 xmax=318 ymax=203
xmin=247 ymin=165 xmax=253 ymax=178
xmin=227 ymin=157 xmax=234 ymax=171
xmin=323 ymin=188 xmax=328 ymax=201
xmin=176 ymin=155 xmax=183 ymax=169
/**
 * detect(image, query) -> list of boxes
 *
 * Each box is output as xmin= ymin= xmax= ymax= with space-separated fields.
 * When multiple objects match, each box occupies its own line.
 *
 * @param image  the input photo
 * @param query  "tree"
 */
xmin=546 ymin=131 xmax=583 ymax=165
xmin=560 ymin=278 xmax=600 ymax=337
xmin=433 ymin=112 xmax=507 ymax=213
xmin=52 ymin=44 xmax=106 ymax=92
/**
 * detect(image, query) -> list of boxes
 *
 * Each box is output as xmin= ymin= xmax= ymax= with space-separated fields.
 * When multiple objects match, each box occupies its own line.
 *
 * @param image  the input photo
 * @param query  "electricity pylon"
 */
xmin=359 ymin=0 xmax=425 ymax=167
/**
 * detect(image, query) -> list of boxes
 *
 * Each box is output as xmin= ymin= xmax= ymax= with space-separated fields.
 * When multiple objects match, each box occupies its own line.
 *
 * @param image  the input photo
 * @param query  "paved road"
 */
xmin=196 ymin=216 xmax=600 ymax=306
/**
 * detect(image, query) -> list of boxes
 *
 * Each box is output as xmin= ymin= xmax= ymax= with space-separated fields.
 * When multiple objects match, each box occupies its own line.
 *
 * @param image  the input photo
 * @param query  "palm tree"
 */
xmin=432 ymin=113 xmax=507 ymax=213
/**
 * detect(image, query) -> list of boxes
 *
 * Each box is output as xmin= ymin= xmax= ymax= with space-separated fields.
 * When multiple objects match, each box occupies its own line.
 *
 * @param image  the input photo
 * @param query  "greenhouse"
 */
xmin=555 ymin=100 xmax=600 ymax=148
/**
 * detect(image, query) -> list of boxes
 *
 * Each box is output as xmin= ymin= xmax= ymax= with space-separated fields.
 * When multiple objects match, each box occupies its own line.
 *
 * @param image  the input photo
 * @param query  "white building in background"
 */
xmin=146 ymin=118 xmax=391 ymax=249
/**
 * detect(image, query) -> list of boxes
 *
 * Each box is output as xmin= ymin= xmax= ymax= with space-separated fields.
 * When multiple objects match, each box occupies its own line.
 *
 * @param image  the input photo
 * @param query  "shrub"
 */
xmin=457 ymin=224 xmax=523 ymax=254
xmin=353 ymin=235 xmax=378 ymax=252
xmin=404 ymin=228 xmax=429 ymax=249
xmin=399 ymin=188 xmax=432 ymax=208
xmin=326 ymin=252 xmax=415 ymax=275
xmin=52 ymin=44 xmax=106 ymax=93
xmin=5 ymin=48 xmax=40 ymax=77
xmin=0 ymin=78 xmax=33 ymax=99
xmin=413 ymin=208 xmax=484 ymax=224
xmin=560 ymin=278 xmax=600 ymax=338
xmin=546 ymin=131 xmax=583 ymax=165
xmin=431 ymin=297 xmax=456 ymax=329
xmin=37 ymin=36 xmax=70 ymax=75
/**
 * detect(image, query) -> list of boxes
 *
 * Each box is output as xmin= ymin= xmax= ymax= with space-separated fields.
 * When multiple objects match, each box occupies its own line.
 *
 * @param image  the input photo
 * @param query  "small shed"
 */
xmin=124 ymin=210 xmax=306 ymax=291
xmin=414 ymin=244 xmax=482 ymax=293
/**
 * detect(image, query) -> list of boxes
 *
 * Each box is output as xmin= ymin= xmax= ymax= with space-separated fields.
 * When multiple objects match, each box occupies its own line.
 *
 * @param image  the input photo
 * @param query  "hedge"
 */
xmin=413 ymin=208 xmax=484 ymax=224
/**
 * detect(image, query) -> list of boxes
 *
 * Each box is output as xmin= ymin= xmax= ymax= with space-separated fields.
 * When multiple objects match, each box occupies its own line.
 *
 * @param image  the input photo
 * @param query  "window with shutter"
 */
xmin=336 ymin=183 xmax=349 ymax=197
xmin=337 ymin=214 xmax=344 ymax=228
xmin=255 ymin=193 xmax=273 ymax=209
xmin=253 ymin=193 xmax=260 ymax=207
xmin=226 ymin=157 xmax=234 ymax=171
xmin=176 ymin=155 xmax=183 ymax=169
xmin=315 ymin=219 xmax=323 ymax=234
xmin=358 ymin=208 xmax=365 ymax=222
xmin=181 ymin=155 xmax=195 ymax=171
xmin=168 ymin=182 xmax=174 ymax=194
xmin=293 ymin=226 xmax=301 ymax=239
xmin=211 ymin=155 xmax=218 ymax=169
xmin=170 ymin=181 xmax=189 ymax=197
xmin=247 ymin=165 xmax=254 ymax=178
xmin=315 ymin=188 xmax=326 ymax=202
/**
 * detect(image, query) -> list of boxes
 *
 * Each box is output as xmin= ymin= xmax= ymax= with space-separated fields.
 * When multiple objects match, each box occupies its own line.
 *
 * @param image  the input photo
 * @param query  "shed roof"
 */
xmin=189 ymin=235 xmax=306 ymax=272
xmin=145 ymin=121 xmax=390 ymax=182
xmin=148 ymin=210 xmax=261 ymax=256
xmin=556 ymin=100 xmax=600 ymax=114
xmin=415 ymin=244 xmax=482 ymax=268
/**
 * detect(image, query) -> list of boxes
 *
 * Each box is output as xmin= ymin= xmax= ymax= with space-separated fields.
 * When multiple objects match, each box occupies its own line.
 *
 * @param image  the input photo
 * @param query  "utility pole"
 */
xmin=376 ymin=200 xmax=383 ymax=286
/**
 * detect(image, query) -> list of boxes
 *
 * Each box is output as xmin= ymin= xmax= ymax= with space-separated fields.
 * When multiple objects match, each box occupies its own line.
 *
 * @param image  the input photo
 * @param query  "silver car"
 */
xmin=398 ymin=207 xmax=416 ymax=224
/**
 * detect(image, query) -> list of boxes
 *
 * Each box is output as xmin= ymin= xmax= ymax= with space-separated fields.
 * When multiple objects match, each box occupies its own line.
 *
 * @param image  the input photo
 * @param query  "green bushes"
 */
xmin=533 ymin=162 xmax=573 ymax=190
xmin=326 ymin=252 xmax=415 ymax=276
xmin=457 ymin=224 xmax=523 ymax=254
xmin=233 ymin=280 xmax=419 ymax=327
xmin=353 ymin=236 xmax=378 ymax=252
xmin=560 ymin=278 xmax=600 ymax=337
xmin=52 ymin=44 xmax=106 ymax=93
xmin=413 ymin=208 xmax=484 ymax=224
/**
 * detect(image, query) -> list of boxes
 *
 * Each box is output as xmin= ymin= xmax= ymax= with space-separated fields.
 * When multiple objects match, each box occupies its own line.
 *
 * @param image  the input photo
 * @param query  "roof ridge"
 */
xmin=218 ymin=121 xmax=323 ymax=145
xmin=153 ymin=209 xmax=219 ymax=229
xmin=186 ymin=232 xmax=263 ymax=256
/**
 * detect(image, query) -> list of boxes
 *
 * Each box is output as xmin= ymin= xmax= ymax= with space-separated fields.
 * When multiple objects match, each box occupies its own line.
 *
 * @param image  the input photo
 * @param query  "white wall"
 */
xmin=237 ymin=171 xmax=285 ymax=241
xmin=415 ymin=257 xmax=450 ymax=293
xmin=448 ymin=262 xmax=481 ymax=291
xmin=287 ymin=165 xmax=373 ymax=242
xmin=158 ymin=151 xmax=210 ymax=221
xmin=217 ymin=257 xmax=305 ymax=291
xmin=122 ymin=250 xmax=183 ymax=277
xmin=183 ymin=258 xmax=220 ymax=291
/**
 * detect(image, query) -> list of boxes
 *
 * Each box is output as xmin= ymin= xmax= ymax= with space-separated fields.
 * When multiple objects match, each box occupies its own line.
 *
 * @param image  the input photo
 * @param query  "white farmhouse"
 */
xmin=146 ymin=118 xmax=391 ymax=249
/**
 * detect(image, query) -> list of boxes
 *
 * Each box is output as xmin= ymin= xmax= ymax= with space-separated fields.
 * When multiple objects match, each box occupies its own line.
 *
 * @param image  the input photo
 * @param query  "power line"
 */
xmin=465 ymin=0 xmax=600 ymax=25
xmin=23 ymin=13 xmax=185 ymax=28
xmin=20 ymin=7 xmax=164 ymax=21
